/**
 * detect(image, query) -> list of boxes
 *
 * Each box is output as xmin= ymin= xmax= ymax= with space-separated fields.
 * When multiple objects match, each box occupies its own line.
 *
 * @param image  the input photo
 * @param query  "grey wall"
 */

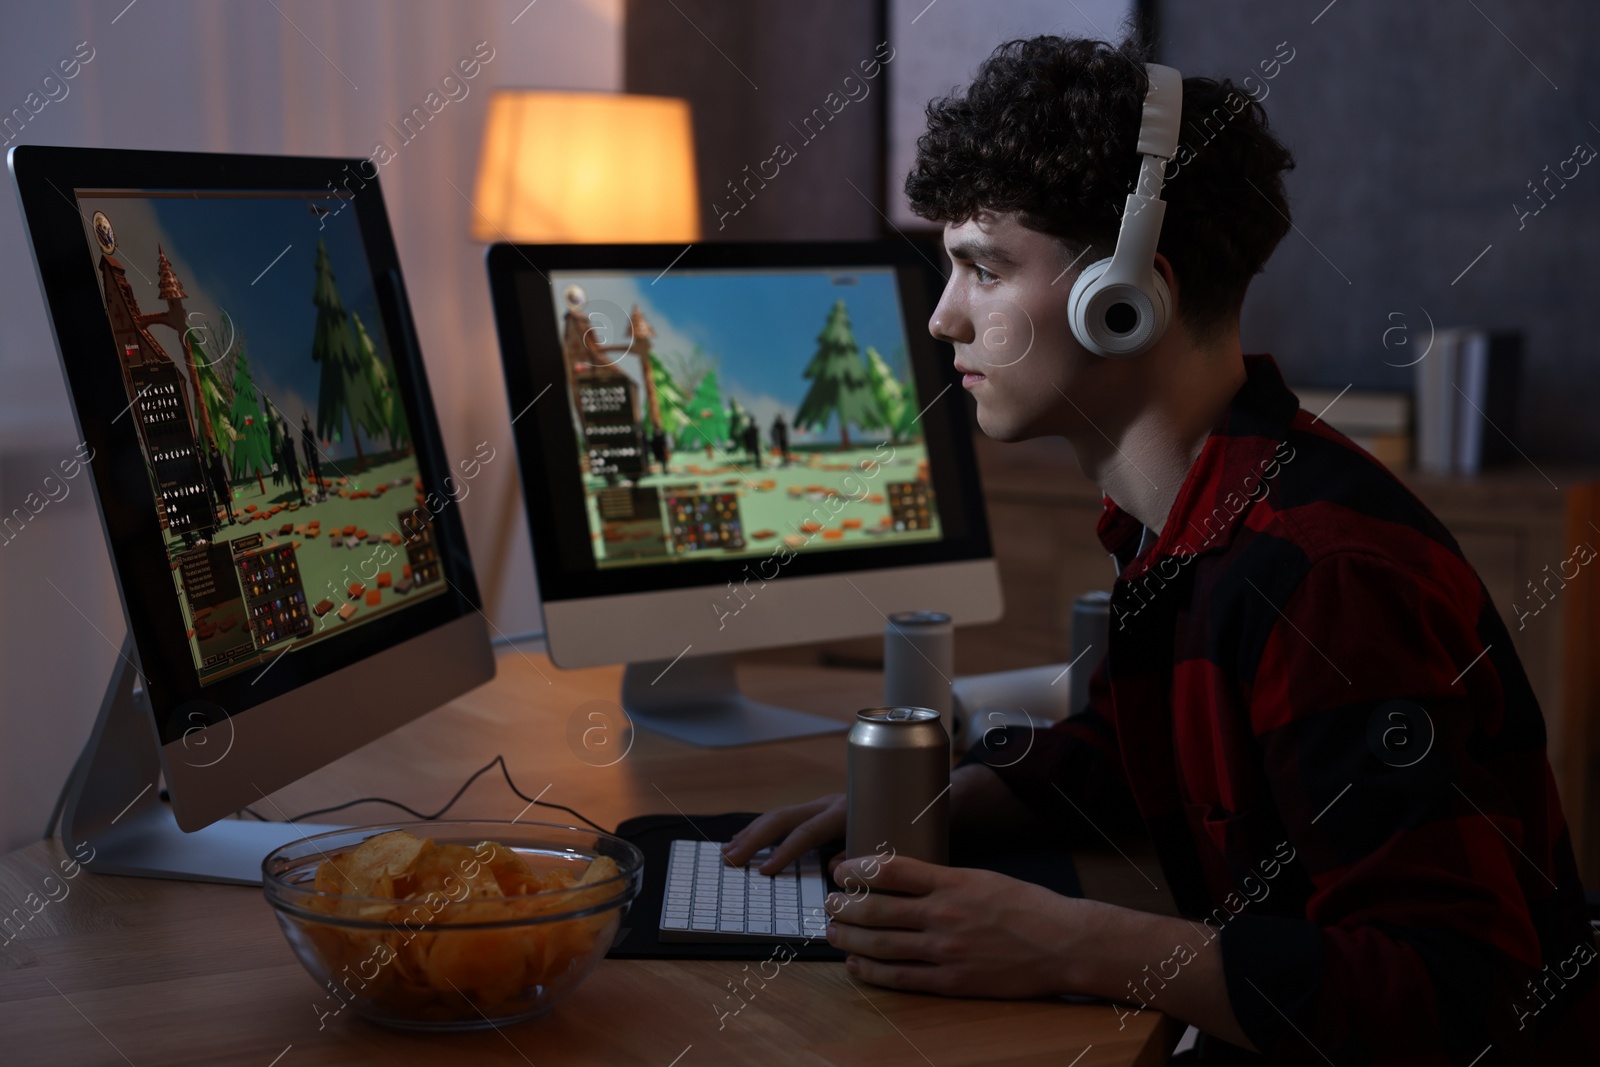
xmin=1158 ymin=2 xmax=1600 ymax=462
xmin=625 ymin=0 xmax=886 ymax=241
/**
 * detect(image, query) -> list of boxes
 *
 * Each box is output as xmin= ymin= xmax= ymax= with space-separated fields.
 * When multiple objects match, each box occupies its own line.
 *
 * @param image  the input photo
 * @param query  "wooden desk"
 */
xmin=0 ymin=651 xmax=1174 ymax=1066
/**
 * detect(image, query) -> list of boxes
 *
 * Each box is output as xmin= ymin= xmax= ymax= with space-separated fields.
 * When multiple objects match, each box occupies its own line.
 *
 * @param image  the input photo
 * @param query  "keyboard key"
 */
xmin=776 ymin=920 xmax=799 ymax=936
xmin=663 ymin=917 xmax=690 ymax=929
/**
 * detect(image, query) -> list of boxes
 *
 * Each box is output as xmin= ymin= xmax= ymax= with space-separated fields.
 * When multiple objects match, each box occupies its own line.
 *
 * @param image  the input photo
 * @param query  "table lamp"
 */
xmin=471 ymin=90 xmax=701 ymax=243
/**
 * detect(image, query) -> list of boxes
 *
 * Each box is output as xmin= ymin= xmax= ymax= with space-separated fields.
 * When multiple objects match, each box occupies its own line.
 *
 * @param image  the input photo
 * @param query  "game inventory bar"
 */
xmin=886 ymin=481 xmax=934 ymax=532
xmin=176 ymin=532 xmax=313 ymax=677
xmin=398 ymin=509 xmax=441 ymax=586
xmin=663 ymin=489 xmax=744 ymax=553
xmin=177 ymin=541 xmax=258 ymax=671
xmin=234 ymin=534 xmax=312 ymax=648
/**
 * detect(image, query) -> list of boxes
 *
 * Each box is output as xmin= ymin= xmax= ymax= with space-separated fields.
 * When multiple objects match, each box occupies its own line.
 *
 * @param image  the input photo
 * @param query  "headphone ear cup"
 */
xmin=1067 ymin=257 xmax=1112 ymax=353
xmin=1068 ymin=261 xmax=1172 ymax=359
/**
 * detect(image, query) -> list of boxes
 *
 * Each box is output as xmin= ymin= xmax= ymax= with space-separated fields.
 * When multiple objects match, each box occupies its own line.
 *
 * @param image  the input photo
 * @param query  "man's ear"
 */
xmin=1153 ymin=252 xmax=1178 ymax=309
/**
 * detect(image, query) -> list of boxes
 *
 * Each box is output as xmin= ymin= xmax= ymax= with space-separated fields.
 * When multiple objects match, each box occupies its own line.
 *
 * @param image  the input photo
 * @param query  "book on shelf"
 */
xmin=1415 ymin=328 xmax=1523 ymax=476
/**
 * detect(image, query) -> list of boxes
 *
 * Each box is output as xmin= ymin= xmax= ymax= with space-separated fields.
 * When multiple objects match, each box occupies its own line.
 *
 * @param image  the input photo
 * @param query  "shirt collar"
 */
xmin=1094 ymin=353 xmax=1300 ymax=577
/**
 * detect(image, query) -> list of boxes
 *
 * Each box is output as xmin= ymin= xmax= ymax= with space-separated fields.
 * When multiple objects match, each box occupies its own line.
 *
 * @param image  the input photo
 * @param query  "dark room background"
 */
xmin=627 ymin=0 xmax=1600 ymax=462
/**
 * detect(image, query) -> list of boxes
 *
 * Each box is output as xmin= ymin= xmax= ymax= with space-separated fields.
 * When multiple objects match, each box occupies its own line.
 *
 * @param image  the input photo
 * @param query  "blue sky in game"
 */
xmin=549 ymin=266 xmax=918 ymax=441
xmin=77 ymin=190 xmax=392 ymax=460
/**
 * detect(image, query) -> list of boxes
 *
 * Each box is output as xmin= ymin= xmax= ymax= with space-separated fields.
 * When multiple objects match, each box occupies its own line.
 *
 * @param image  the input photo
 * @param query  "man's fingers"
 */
xmin=758 ymin=811 xmax=834 ymax=875
xmin=845 ymin=956 xmax=947 ymax=995
xmin=832 ymin=854 xmax=944 ymax=896
xmin=825 ymin=887 xmax=923 ymax=929
xmin=826 ymin=922 xmax=932 ymax=962
xmin=723 ymin=804 xmax=819 ymax=866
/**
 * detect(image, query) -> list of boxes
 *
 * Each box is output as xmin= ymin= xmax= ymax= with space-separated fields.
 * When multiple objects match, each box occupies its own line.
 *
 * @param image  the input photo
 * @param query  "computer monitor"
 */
xmin=10 ymin=146 xmax=495 ymax=884
xmin=488 ymin=241 xmax=1001 ymax=746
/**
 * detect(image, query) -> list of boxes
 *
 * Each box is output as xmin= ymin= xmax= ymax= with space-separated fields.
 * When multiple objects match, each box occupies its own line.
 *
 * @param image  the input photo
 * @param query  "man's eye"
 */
xmin=973 ymin=264 xmax=997 ymax=283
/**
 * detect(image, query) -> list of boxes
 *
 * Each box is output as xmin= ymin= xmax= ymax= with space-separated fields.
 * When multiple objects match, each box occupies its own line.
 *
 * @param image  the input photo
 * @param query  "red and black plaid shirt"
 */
xmin=967 ymin=354 xmax=1598 ymax=1065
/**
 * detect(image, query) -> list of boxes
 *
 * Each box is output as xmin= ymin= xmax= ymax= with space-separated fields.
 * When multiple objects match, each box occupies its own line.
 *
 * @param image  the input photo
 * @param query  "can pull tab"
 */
xmin=886 ymin=708 xmax=916 ymax=721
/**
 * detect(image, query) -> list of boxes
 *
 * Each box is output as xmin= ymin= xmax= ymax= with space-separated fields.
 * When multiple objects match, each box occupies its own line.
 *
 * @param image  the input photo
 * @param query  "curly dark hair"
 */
xmin=905 ymin=36 xmax=1296 ymax=343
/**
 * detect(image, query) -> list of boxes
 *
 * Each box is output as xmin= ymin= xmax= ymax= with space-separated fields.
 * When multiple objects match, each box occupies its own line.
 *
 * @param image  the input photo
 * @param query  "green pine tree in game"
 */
xmin=678 ymin=368 xmax=729 ymax=457
xmin=650 ymin=351 xmax=688 ymax=437
xmin=795 ymin=299 xmax=884 ymax=450
xmin=650 ymin=352 xmax=688 ymax=438
xmin=187 ymin=325 xmax=236 ymax=464
xmin=311 ymin=240 xmax=383 ymax=472
xmin=353 ymin=312 xmax=410 ymax=454
xmin=227 ymin=344 xmax=275 ymax=496
xmin=864 ymin=345 xmax=918 ymax=444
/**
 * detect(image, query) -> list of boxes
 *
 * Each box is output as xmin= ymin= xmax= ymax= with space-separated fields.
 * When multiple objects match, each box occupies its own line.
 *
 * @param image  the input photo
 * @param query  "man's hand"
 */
xmin=721 ymin=765 xmax=1039 ymax=877
xmin=828 ymin=854 xmax=1258 ymax=1051
xmin=825 ymin=854 xmax=1104 ymax=998
xmin=722 ymin=792 xmax=846 ymax=876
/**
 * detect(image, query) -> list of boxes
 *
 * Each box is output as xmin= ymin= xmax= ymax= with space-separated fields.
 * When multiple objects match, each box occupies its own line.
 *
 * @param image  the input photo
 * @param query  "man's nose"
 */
xmin=929 ymin=283 xmax=973 ymax=345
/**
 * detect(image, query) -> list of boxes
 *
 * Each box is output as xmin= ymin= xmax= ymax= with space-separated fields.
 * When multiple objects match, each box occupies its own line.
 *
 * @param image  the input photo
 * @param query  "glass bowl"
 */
xmin=262 ymin=820 xmax=643 ymax=1031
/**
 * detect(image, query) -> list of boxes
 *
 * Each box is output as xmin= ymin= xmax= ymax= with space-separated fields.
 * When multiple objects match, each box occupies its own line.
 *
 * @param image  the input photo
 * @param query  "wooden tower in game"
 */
xmin=95 ymin=238 xmax=214 ymax=536
xmin=560 ymin=286 xmax=655 ymax=480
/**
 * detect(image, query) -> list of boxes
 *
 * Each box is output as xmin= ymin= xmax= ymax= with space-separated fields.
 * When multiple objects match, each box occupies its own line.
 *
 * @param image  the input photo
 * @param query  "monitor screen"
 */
xmin=546 ymin=267 xmax=943 ymax=571
xmin=72 ymin=188 xmax=447 ymax=688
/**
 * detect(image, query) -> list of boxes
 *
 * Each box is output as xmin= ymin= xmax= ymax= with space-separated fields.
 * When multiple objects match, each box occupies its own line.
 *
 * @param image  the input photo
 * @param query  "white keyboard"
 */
xmin=658 ymin=839 xmax=830 ymax=943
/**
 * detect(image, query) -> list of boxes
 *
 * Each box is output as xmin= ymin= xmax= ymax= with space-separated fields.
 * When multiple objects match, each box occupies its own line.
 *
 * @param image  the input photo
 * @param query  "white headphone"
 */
xmin=1067 ymin=63 xmax=1183 ymax=358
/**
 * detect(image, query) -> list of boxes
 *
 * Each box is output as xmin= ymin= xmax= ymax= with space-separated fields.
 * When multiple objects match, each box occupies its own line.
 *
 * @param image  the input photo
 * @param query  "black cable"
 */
xmin=239 ymin=755 xmax=609 ymax=834
xmin=490 ymin=629 xmax=547 ymax=648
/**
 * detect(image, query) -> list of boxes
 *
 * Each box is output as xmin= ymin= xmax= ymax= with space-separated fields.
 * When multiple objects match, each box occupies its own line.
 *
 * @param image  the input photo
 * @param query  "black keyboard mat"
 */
xmin=607 ymin=812 xmax=1083 ymax=962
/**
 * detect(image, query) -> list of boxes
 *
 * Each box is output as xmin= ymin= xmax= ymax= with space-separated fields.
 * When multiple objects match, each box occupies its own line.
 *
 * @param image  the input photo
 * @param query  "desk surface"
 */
xmin=0 ymin=650 xmax=1174 ymax=1066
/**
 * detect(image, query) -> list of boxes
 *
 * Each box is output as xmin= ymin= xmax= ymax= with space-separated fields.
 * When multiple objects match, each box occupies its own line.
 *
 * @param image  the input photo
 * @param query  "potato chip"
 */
xmin=475 ymin=840 xmax=539 ymax=894
xmin=579 ymin=855 xmax=619 ymax=886
xmin=402 ymin=842 xmax=492 ymax=897
xmin=316 ymin=830 xmax=426 ymax=897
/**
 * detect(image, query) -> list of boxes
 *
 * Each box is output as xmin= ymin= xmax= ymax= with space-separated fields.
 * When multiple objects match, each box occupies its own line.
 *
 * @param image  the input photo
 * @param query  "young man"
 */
xmin=722 ymin=36 xmax=1598 ymax=1064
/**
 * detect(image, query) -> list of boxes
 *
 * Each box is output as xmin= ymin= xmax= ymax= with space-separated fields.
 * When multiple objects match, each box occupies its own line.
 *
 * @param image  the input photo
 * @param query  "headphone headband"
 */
xmin=1067 ymin=63 xmax=1183 ymax=358
xmin=1136 ymin=64 xmax=1182 ymax=159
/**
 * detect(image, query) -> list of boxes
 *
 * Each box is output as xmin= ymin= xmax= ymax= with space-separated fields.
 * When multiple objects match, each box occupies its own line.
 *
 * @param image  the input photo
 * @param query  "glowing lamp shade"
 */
xmin=471 ymin=91 xmax=700 ymax=243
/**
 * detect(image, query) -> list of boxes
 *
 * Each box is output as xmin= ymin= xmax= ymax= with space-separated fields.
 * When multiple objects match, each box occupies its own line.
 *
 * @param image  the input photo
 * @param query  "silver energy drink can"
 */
xmin=846 ymin=706 xmax=950 ymax=864
xmin=883 ymin=610 xmax=955 ymax=738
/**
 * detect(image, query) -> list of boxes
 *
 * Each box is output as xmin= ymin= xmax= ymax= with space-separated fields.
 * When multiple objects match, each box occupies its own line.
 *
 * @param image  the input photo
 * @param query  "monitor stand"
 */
xmin=620 ymin=652 xmax=849 ymax=747
xmin=50 ymin=638 xmax=336 ymax=886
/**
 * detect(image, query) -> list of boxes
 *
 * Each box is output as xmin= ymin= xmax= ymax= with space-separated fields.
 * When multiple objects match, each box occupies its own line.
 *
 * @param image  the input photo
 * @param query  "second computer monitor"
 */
xmin=489 ymin=242 xmax=1000 ymax=745
xmin=11 ymin=145 xmax=495 ymax=880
